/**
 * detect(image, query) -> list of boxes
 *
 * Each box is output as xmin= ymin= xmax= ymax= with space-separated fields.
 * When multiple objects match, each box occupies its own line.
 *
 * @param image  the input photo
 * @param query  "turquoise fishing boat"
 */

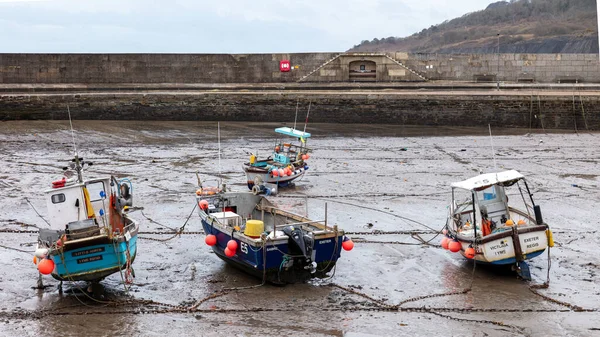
xmin=243 ymin=126 xmax=312 ymax=192
xmin=34 ymin=156 xmax=139 ymax=290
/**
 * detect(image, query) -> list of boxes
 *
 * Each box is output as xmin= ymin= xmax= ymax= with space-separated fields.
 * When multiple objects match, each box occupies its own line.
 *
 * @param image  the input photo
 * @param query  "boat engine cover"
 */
xmin=282 ymin=226 xmax=314 ymax=261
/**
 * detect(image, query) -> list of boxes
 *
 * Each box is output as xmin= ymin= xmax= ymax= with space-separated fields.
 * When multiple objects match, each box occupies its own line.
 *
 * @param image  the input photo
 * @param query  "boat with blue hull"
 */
xmin=442 ymin=170 xmax=554 ymax=280
xmin=35 ymin=156 xmax=139 ymax=288
xmin=195 ymin=187 xmax=352 ymax=284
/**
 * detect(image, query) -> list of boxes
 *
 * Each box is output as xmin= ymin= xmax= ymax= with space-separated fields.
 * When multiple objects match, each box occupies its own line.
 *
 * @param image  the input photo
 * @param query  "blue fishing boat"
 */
xmin=243 ymin=126 xmax=312 ymax=191
xmin=442 ymin=170 xmax=554 ymax=280
xmin=195 ymin=185 xmax=353 ymax=284
xmin=34 ymin=156 xmax=138 ymax=289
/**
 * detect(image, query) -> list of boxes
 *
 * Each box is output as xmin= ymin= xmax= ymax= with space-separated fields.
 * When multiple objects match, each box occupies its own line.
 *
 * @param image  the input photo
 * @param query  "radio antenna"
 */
xmin=293 ymin=99 xmax=299 ymax=130
xmin=488 ymin=124 xmax=497 ymax=170
xmin=67 ymin=104 xmax=78 ymax=157
xmin=303 ymin=101 xmax=311 ymax=135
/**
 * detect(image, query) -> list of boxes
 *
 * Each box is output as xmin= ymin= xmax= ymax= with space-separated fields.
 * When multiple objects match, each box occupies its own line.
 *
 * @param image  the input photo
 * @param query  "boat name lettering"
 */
xmin=266 ymin=247 xmax=278 ymax=252
xmin=495 ymin=250 xmax=507 ymax=256
xmin=526 ymin=243 xmax=539 ymax=249
xmin=489 ymin=243 xmax=508 ymax=250
xmin=524 ymin=237 xmax=539 ymax=243
xmin=77 ymin=255 xmax=103 ymax=264
xmin=72 ymin=247 xmax=105 ymax=257
xmin=319 ymin=240 xmax=332 ymax=244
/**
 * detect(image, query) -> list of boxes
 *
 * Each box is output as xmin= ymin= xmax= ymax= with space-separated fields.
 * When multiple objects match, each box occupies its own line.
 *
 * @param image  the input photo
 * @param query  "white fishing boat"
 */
xmin=442 ymin=170 xmax=554 ymax=280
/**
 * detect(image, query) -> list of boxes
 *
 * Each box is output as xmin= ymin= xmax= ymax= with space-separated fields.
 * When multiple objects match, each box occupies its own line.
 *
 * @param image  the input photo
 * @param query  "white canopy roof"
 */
xmin=451 ymin=170 xmax=525 ymax=191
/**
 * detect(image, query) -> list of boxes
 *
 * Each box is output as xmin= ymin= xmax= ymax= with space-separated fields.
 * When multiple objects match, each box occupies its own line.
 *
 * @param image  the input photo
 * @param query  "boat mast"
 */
xmin=67 ymin=104 xmax=83 ymax=183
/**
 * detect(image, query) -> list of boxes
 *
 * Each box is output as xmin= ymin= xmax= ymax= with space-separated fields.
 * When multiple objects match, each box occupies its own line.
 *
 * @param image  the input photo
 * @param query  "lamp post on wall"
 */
xmin=497 ymin=33 xmax=500 ymax=90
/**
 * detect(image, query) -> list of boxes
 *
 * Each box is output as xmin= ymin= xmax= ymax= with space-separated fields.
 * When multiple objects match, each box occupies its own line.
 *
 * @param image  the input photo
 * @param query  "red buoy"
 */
xmin=301 ymin=154 xmax=308 ymax=160
xmin=227 ymin=240 xmax=238 ymax=251
xmin=441 ymin=237 xmax=450 ymax=250
xmin=205 ymin=234 xmax=217 ymax=246
xmin=199 ymin=199 xmax=209 ymax=211
xmin=224 ymin=247 xmax=235 ymax=257
xmin=342 ymin=239 xmax=354 ymax=251
xmin=465 ymin=247 xmax=476 ymax=259
xmin=37 ymin=258 xmax=54 ymax=275
xmin=448 ymin=240 xmax=462 ymax=253
xmin=275 ymin=146 xmax=280 ymax=152
xmin=278 ymin=169 xmax=285 ymax=177
xmin=272 ymin=169 xmax=279 ymax=177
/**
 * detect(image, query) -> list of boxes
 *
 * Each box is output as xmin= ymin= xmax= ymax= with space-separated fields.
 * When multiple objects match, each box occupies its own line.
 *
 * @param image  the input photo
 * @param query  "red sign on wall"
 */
xmin=280 ymin=60 xmax=291 ymax=72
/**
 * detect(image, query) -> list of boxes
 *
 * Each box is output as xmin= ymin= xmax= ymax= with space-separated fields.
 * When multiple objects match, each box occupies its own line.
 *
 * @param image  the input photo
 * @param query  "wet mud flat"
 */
xmin=0 ymin=121 xmax=599 ymax=336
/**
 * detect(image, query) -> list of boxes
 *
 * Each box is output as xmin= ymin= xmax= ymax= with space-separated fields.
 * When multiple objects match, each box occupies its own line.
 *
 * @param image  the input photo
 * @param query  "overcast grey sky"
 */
xmin=0 ymin=0 xmax=497 ymax=53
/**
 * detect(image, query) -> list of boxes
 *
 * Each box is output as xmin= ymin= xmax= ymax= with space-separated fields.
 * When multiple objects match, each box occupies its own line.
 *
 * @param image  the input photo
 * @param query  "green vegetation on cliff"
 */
xmin=350 ymin=0 xmax=598 ymax=53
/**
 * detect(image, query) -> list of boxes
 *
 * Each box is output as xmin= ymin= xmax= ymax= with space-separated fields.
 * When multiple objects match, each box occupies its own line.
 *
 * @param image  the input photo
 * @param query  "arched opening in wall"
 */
xmin=349 ymin=60 xmax=376 ymax=82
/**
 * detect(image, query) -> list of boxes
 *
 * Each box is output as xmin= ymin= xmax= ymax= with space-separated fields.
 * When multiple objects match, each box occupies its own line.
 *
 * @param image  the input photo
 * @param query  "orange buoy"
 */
xmin=342 ymin=238 xmax=354 ymax=251
xmin=441 ymin=237 xmax=450 ymax=250
xmin=227 ymin=240 xmax=238 ymax=251
xmin=37 ymin=258 xmax=54 ymax=275
xmin=224 ymin=247 xmax=235 ymax=257
xmin=275 ymin=146 xmax=280 ymax=153
xmin=505 ymin=219 xmax=514 ymax=226
xmin=517 ymin=219 xmax=526 ymax=226
xmin=33 ymin=256 xmax=38 ymax=265
xmin=205 ymin=234 xmax=217 ymax=246
xmin=278 ymin=169 xmax=285 ymax=177
xmin=199 ymin=199 xmax=209 ymax=211
xmin=272 ymin=169 xmax=279 ymax=177
xmin=448 ymin=240 xmax=462 ymax=253
xmin=285 ymin=168 xmax=292 ymax=176
xmin=465 ymin=247 xmax=476 ymax=259
xmin=301 ymin=154 xmax=308 ymax=160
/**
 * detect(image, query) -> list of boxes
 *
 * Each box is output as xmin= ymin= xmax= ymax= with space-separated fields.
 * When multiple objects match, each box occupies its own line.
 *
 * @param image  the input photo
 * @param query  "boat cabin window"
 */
xmin=86 ymin=181 xmax=106 ymax=202
xmin=51 ymin=193 xmax=66 ymax=204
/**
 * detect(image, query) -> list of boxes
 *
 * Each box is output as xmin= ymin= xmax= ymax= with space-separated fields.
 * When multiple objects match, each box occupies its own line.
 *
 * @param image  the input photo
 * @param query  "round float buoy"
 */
xmin=275 ymin=146 xmax=280 ymax=153
xmin=305 ymin=154 xmax=310 ymax=159
xmin=37 ymin=258 xmax=54 ymax=275
xmin=227 ymin=240 xmax=238 ymax=251
xmin=517 ymin=219 xmax=526 ymax=226
xmin=448 ymin=240 xmax=462 ymax=253
xmin=441 ymin=237 xmax=450 ymax=250
xmin=205 ymin=234 xmax=217 ymax=246
xmin=465 ymin=247 xmax=476 ymax=259
xmin=278 ymin=169 xmax=285 ymax=177
xmin=199 ymin=199 xmax=209 ymax=211
xmin=342 ymin=237 xmax=354 ymax=251
xmin=272 ymin=169 xmax=279 ymax=177
xmin=505 ymin=219 xmax=514 ymax=226
xmin=285 ymin=168 xmax=292 ymax=176
xmin=302 ymin=154 xmax=308 ymax=160
xmin=224 ymin=247 xmax=235 ymax=257
xmin=33 ymin=256 xmax=37 ymax=265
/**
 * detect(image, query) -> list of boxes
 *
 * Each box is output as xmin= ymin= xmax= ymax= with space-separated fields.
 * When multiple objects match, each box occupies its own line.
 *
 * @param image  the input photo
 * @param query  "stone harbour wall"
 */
xmin=1 ymin=92 xmax=598 ymax=130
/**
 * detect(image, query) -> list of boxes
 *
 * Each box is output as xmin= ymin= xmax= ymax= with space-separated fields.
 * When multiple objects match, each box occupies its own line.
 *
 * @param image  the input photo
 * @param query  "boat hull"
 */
xmin=243 ymin=164 xmax=306 ymax=189
xmin=202 ymin=219 xmax=342 ymax=284
xmin=49 ymin=234 xmax=138 ymax=282
xmin=450 ymin=225 xmax=548 ymax=265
